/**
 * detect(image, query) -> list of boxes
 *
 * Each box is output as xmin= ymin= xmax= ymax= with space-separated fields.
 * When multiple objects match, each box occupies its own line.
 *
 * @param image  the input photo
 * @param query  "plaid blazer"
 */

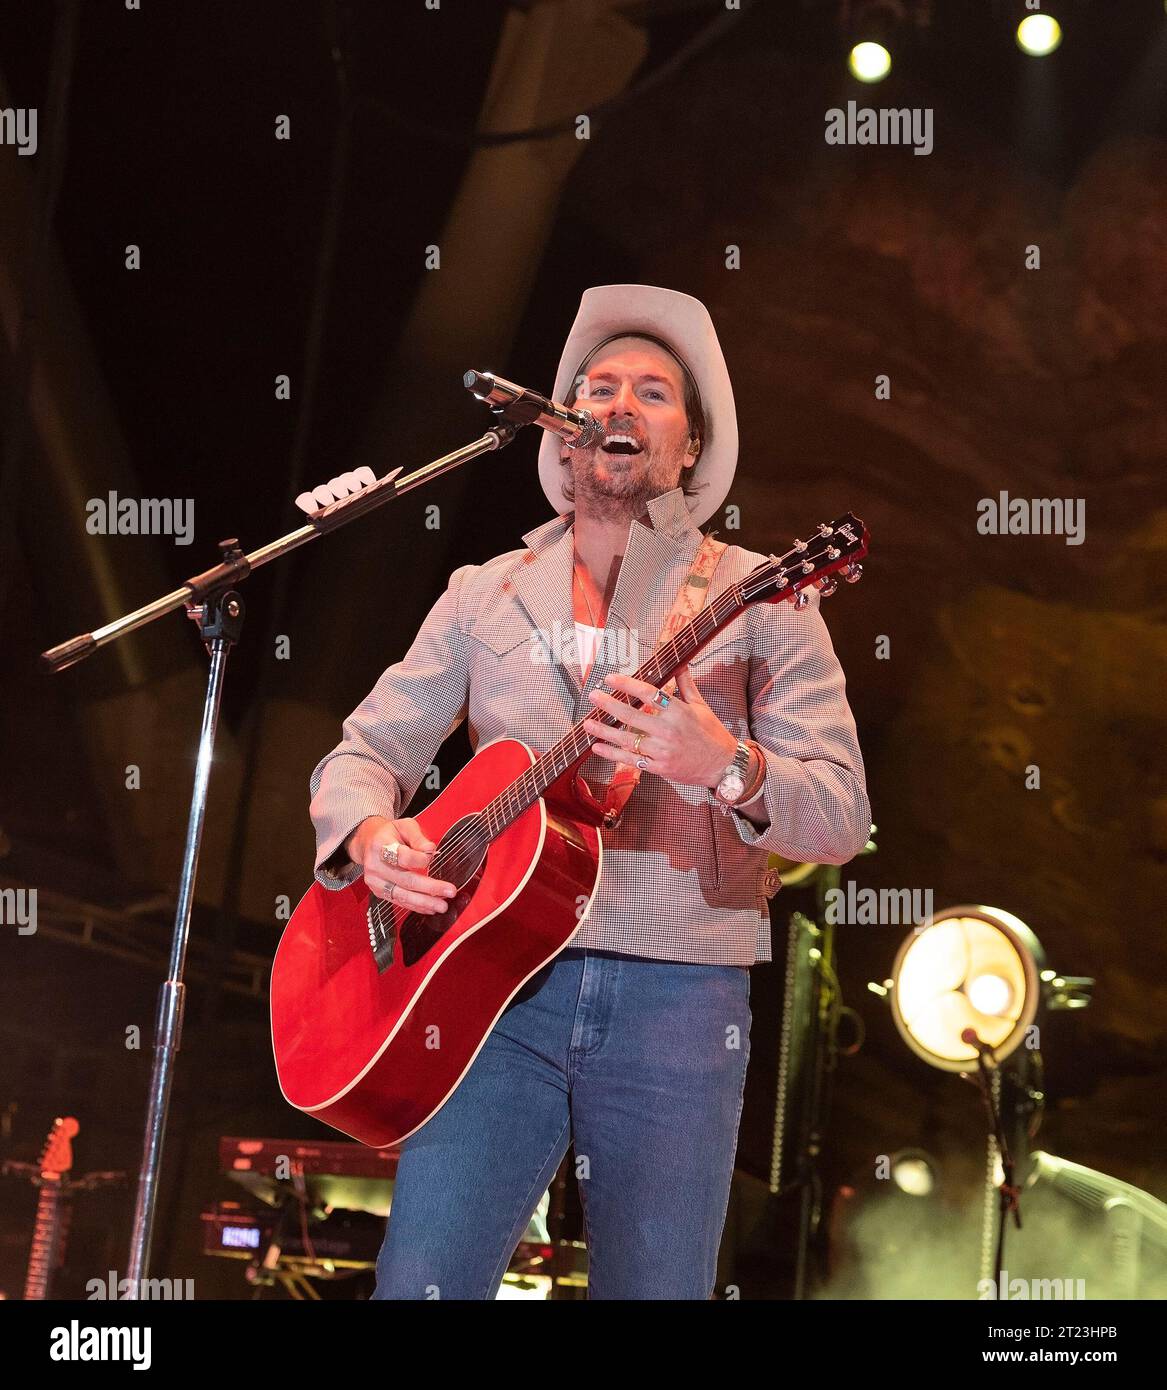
xmin=309 ymin=486 xmax=871 ymax=965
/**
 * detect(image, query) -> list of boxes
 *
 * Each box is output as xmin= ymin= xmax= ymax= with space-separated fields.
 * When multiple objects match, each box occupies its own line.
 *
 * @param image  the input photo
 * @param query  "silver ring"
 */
xmin=635 ymin=757 xmax=649 ymax=771
xmin=387 ymin=882 xmax=397 ymax=903
xmin=653 ymin=691 xmax=670 ymax=709
xmin=380 ymin=841 xmax=401 ymax=868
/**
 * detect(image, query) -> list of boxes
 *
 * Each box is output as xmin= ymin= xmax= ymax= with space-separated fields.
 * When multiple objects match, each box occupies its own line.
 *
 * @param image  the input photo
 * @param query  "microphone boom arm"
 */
xmin=40 ymin=417 xmax=521 ymax=673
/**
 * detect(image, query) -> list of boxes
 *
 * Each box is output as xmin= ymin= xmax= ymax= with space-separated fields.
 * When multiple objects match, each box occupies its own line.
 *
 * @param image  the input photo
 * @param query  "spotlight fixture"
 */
xmin=890 ymin=1148 xmax=937 ymax=1197
xmin=1016 ymin=14 xmax=1063 ymax=57
xmin=883 ymin=905 xmax=1091 ymax=1074
xmin=848 ymin=40 xmax=892 ymax=83
xmin=879 ymin=906 xmax=1092 ymax=1297
xmin=842 ymin=0 xmax=908 ymax=83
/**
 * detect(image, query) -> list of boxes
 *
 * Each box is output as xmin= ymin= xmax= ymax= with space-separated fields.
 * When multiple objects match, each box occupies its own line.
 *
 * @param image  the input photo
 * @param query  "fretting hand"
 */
xmin=582 ymin=667 xmax=740 ymax=789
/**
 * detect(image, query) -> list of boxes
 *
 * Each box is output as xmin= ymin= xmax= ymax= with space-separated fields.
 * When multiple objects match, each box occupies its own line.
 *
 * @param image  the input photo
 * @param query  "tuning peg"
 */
xmin=817 ymin=577 xmax=838 ymax=597
xmin=793 ymin=590 xmax=812 ymax=609
xmin=844 ymin=561 xmax=863 ymax=583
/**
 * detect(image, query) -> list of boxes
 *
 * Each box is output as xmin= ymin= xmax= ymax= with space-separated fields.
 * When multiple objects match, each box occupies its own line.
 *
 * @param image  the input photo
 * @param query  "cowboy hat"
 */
xmin=537 ymin=284 xmax=738 ymax=527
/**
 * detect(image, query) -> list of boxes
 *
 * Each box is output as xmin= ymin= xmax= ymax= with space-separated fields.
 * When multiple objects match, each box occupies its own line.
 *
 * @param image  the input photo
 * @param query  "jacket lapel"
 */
xmin=512 ymin=489 xmax=704 ymax=705
xmin=588 ymin=523 xmax=697 ymax=702
xmin=511 ymin=519 xmax=583 ymax=693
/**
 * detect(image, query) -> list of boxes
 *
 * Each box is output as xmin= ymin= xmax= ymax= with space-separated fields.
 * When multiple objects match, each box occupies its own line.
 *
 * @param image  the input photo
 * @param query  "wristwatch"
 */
xmin=714 ymin=740 xmax=753 ymax=812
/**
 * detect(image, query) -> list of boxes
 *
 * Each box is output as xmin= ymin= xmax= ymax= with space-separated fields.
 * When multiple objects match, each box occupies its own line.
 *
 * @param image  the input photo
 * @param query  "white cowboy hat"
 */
xmin=537 ymin=284 xmax=738 ymax=528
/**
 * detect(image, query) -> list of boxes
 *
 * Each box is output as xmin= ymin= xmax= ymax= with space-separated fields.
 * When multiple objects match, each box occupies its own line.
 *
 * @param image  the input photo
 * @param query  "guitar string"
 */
xmin=367 ymin=591 xmax=743 ymax=945
xmin=367 ymin=536 xmax=844 ymax=945
xmin=431 ymin=559 xmax=775 ymax=856
xmin=367 ymin=535 xmax=851 ymax=945
xmin=370 ymin=590 xmax=736 ymax=941
xmin=368 ymin=528 xmax=856 ymax=943
xmin=439 ymin=534 xmax=836 ymax=855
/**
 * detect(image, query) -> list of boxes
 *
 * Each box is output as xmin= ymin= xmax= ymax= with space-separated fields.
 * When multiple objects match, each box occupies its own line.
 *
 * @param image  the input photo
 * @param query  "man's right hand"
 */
xmin=345 ymin=816 xmax=458 ymax=916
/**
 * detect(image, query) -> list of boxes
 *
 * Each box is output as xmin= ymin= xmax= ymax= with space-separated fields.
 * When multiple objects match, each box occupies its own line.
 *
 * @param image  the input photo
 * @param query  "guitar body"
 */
xmin=271 ymin=510 xmax=869 ymax=1150
xmin=271 ymin=737 xmax=602 ymax=1147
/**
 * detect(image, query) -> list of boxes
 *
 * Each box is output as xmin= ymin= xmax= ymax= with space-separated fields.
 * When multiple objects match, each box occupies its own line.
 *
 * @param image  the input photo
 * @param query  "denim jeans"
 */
xmin=372 ymin=947 xmax=752 ymax=1300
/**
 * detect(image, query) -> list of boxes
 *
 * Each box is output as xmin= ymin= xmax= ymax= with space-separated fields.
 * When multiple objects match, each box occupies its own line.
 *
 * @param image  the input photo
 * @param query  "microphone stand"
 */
xmin=965 ymin=1037 xmax=1023 ymax=1295
xmin=39 ymin=407 xmax=536 ymax=1295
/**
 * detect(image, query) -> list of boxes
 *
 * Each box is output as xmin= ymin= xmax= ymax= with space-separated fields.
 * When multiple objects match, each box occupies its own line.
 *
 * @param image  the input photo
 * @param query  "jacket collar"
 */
xmin=512 ymin=487 xmax=704 ymax=699
xmin=519 ymin=485 xmax=701 ymax=553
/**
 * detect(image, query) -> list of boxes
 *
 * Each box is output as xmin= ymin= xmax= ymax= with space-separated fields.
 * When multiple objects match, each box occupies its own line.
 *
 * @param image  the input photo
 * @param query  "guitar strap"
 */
xmin=595 ymin=529 xmax=729 ymax=826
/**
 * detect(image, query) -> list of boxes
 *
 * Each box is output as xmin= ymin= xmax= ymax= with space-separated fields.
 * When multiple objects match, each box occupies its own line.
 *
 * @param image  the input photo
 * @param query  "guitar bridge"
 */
xmin=368 ymin=901 xmax=395 ymax=973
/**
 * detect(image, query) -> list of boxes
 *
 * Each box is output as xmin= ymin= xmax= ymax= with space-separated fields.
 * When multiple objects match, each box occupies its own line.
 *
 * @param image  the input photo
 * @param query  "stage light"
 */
xmin=890 ymin=1150 xmax=936 ymax=1197
xmin=848 ymin=41 xmax=892 ymax=83
xmin=884 ymin=905 xmax=1093 ymax=1073
xmin=967 ymin=971 xmax=1014 ymax=1017
xmin=888 ymin=906 xmax=1044 ymax=1072
xmin=880 ymin=910 xmax=1093 ymax=1298
xmin=1016 ymin=15 xmax=1063 ymax=57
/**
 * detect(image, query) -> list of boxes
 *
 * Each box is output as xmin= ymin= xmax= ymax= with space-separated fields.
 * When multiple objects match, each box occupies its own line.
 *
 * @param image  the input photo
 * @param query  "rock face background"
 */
xmin=541 ymin=37 xmax=1167 ymax=1248
xmin=1 ymin=5 xmax=1164 ymax=1294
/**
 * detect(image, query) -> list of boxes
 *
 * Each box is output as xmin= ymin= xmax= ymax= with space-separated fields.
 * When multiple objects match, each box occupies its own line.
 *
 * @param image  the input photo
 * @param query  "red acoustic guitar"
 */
xmin=271 ymin=515 xmax=869 ymax=1147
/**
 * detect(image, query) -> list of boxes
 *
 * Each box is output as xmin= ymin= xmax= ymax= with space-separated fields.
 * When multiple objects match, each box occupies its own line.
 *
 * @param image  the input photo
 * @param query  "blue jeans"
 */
xmin=373 ymin=947 xmax=752 ymax=1300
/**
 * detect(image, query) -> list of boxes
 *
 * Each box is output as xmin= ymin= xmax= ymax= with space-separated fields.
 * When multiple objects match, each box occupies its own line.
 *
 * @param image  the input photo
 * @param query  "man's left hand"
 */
xmin=582 ymin=667 xmax=738 ymax=789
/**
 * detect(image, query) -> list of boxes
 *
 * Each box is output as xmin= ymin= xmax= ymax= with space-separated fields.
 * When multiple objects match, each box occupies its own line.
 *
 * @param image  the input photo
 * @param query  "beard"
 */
xmin=567 ymin=426 xmax=689 ymax=522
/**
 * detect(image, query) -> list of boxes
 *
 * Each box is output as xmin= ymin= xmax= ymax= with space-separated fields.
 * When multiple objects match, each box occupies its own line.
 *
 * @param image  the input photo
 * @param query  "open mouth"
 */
xmin=601 ymin=433 xmax=644 ymax=456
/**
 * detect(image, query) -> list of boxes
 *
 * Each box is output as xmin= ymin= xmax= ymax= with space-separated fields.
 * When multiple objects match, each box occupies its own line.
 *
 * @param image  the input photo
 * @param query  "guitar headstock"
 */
xmin=743 ymin=513 xmax=869 ymax=609
xmin=37 ymin=1117 xmax=79 ymax=1180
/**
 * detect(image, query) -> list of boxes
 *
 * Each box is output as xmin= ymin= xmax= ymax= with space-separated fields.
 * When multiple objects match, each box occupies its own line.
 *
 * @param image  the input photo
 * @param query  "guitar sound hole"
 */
xmin=397 ymin=820 xmax=488 ymax=968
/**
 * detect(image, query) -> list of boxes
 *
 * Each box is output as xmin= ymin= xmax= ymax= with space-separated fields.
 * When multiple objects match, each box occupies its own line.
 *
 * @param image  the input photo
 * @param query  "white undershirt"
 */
xmin=575 ymin=621 xmax=604 ymax=682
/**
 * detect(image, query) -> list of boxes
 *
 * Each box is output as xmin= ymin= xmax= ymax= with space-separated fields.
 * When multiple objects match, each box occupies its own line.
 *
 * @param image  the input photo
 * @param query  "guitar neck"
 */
xmin=477 ymin=583 xmax=748 ymax=841
xmin=425 ymin=513 xmax=866 ymax=874
xmin=23 ymin=1179 xmax=64 ymax=1301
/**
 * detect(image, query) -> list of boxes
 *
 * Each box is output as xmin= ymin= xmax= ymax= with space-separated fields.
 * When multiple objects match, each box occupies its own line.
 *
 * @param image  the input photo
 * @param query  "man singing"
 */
xmin=308 ymin=285 xmax=871 ymax=1299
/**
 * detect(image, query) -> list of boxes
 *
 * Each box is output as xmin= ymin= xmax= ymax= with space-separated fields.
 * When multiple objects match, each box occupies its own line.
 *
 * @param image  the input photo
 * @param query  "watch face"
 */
xmin=719 ymin=773 xmax=746 ymax=801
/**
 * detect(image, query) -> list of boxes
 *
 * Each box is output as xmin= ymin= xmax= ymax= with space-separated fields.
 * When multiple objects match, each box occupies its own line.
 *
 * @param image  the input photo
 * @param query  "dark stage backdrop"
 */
xmin=0 ymin=0 xmax=1163 ymax=1301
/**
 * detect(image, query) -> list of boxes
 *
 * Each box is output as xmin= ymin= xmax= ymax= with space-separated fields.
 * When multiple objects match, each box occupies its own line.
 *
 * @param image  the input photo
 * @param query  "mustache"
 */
xmin=599 ymin=419 xmax=647 ymax=446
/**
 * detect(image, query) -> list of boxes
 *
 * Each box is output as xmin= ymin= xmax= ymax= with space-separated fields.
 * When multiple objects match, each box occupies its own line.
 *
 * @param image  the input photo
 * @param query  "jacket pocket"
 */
xmin=467 ymin=611 xmax=533 ymax=659
xmin=704 ymin=797 xmax=723 ymax=893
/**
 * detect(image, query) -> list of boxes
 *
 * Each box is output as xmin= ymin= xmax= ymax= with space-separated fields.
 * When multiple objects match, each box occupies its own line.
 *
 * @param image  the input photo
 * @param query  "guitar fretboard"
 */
xmin=419 ymin=515 xmax=863 ymax=879
xmin=23 ymin=1177 xmax=63 ymax=1301
xmin=426 ymin=577 xmax=767 ymax=884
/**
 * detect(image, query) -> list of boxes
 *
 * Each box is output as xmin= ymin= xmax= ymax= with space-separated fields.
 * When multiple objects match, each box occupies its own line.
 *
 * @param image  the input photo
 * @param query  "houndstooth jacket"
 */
xmin=308 ymin=486 xmax=871 ymax=965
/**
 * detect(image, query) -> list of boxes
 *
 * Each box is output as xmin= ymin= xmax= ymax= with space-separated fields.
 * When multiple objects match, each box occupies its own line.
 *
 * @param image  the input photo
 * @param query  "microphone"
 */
xmin=463 ymin=370 xmax=603 ymax=448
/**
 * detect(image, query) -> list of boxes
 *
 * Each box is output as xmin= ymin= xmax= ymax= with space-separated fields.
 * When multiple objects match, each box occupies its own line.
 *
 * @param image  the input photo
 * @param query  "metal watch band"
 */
xmin=715 ymin=739 xmax=752 ymax=807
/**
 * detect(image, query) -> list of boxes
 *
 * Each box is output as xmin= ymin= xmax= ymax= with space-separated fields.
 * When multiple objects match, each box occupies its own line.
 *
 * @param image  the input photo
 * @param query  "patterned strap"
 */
xmin=597 ymin=530 xmax=729 ymax=825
